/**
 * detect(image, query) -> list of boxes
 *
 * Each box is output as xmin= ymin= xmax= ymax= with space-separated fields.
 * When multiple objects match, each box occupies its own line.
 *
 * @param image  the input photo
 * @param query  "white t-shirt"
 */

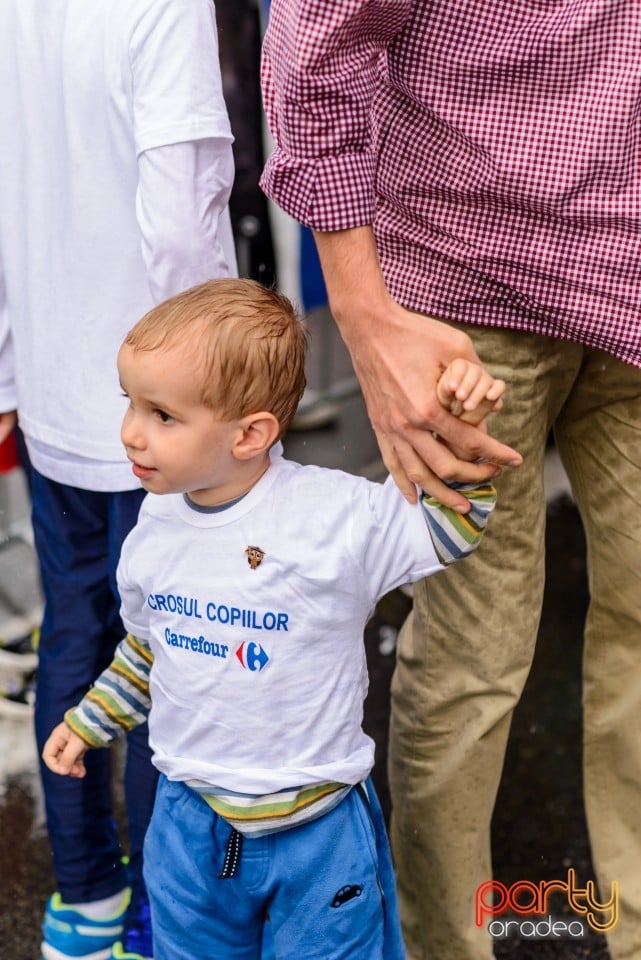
xmin=0 ymin=0 xmax=235 ymax=489
xmin=117 ymin=457 xmax=444 ymax=794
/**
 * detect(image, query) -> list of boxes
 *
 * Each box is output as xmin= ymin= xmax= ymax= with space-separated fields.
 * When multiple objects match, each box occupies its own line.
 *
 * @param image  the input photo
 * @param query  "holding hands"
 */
xmin=435 ymin=358 xmax=506 ymax=462
xmin=313 ymin=227 xmax=521 ymax=509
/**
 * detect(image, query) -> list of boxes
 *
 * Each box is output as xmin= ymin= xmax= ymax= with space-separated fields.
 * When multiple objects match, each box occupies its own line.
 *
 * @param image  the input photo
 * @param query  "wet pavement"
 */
xmin=0 ymin=312 xmax=611 ymax=958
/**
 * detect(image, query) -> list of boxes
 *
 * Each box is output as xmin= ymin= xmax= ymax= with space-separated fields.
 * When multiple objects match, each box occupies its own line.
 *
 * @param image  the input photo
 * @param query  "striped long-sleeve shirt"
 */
xmin=66 ymin=479 xmax=495 ymax=835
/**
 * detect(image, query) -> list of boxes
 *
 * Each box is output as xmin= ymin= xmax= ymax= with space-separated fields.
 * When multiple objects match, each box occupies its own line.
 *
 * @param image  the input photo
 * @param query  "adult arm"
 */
xmin=0 ymin=265 xmax=17 ymax=444
xmin=137 ymin=138 xmax=236 ymax=304
xmin=314 ymin=228 xmax=521 ymax=506
xmin=131 ymin=0 xmax=236 ymax=303
xmin=0 ymin=411 xmax=16 ymax=445
xmin=261 ymin=0 xmax=521 ymax=507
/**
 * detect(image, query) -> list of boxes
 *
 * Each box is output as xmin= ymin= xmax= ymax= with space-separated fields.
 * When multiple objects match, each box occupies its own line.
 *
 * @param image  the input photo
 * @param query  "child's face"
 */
xmin=118 ymin=342 xmax=241 ymax=505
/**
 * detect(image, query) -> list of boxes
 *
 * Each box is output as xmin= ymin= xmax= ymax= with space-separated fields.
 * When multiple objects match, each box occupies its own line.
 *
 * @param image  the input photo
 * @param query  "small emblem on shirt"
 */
xmin=245 ymin=545 xmax=265 ymax=569
xmin=235 ymin=641 xmax=270 ymax=672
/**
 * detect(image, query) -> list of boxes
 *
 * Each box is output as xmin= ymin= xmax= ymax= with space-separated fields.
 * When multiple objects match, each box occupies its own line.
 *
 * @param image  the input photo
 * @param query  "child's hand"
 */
xmin=437 ymin=358 xmax=505 ymax=428
xmin=42 ymin=722 xmax=90 ymax=778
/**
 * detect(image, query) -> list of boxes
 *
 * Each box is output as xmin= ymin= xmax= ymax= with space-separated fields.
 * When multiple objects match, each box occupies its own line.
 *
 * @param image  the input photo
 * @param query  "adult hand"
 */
xmin=314 ymin=227 xmax=522 ymax=508
xmin=0 ymin=410 xmax=17 ymax=445
xmin=344 ymin=300 xmax=519 ymax=506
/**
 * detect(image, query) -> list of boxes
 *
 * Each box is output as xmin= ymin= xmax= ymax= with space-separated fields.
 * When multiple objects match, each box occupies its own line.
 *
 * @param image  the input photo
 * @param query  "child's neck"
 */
xmin=187 ymin=454 xmax=271 ymax=508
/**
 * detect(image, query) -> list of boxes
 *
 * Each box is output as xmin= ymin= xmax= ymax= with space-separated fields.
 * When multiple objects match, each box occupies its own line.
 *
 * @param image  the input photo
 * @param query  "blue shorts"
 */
xmin=144 ymin=776 xmax=406 ymax=959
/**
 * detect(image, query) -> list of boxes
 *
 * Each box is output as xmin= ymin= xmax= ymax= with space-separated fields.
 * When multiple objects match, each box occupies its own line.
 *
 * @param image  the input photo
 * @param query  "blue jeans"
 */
xmin=32 ymin=471 xmax=158 ymax=904
xmin=145 ymin=776 xmax=406 ymax=960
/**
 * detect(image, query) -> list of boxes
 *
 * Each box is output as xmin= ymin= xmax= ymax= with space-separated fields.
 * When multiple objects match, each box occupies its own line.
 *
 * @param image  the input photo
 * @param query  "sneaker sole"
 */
xmin=110 ymin=948 xmax=152 ymax=960
xmin=41 ymin=946 xmax=113 ymax=960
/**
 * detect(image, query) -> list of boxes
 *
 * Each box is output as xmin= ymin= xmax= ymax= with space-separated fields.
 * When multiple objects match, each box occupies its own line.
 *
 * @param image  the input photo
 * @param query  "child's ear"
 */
xmin=233 ymin=411 xmax=280 ymax=460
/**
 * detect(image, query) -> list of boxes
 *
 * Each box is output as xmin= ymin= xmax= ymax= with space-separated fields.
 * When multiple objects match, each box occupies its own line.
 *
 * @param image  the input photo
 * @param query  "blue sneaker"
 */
xmin=40 ymin=890 xmax=130 ymax=960
xmin=109 ymin=891 xmax=153 ymax=960
xmin=109 ymin=943 xmax=152 ymax=960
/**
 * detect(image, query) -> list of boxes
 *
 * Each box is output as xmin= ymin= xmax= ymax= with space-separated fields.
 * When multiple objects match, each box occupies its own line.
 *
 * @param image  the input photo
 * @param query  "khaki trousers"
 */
xmin=389 ymin=326 xmax=641 ymax=960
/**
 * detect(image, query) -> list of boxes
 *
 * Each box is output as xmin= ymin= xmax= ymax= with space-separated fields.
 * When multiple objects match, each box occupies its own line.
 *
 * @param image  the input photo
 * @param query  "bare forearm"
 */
xmin=313 ymin=227 xmax=522 ymax=505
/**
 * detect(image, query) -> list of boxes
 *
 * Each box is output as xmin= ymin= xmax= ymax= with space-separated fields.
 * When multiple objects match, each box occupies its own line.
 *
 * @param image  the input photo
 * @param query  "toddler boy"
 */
xmin=43 ymin=278 xmax=503 ymax=960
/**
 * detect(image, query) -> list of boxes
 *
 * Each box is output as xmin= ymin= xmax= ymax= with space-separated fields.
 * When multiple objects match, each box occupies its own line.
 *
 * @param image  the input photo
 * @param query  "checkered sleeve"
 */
xmin=421 ymin=482 xmax=496 ymax=565
xmin=65 ymin=634 xmax=153 ymax=747
xmin=261 ymin=1 xmax=641 ymax=364
xmin=260 ymin=0 xmax=412 ymax=229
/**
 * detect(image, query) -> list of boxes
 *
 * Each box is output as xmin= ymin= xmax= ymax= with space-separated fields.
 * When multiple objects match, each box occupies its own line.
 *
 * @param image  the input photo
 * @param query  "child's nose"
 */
xmin=121 ymin=410 xmax=145 ymax=450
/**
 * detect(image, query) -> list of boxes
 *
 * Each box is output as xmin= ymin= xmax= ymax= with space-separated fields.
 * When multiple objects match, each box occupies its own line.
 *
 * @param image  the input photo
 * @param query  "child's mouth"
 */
xmin=131 ymin=462 xmax=156 ymax=479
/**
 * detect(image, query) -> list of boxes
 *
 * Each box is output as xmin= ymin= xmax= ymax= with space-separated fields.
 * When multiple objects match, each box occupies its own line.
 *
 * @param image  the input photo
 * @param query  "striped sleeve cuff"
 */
xmin=65 ymin=633 xmax=153 ymax=747
xmin=421 ymin=482 xmax=497 ymax=565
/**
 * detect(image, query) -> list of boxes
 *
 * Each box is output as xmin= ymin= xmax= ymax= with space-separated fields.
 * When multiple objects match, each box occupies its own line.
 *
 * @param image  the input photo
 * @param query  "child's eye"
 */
xmin=154 ymin=409 xmax=174 ymax=424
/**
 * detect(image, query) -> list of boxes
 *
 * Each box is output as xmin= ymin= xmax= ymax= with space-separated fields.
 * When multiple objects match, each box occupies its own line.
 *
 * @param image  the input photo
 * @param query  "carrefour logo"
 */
xmin=235 ymin=641 xmax=270 ymax=672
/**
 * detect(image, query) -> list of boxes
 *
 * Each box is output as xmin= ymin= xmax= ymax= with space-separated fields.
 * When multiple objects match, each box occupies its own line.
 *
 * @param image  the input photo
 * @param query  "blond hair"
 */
xmin=124 ymin=278 xmax=307 ymax=435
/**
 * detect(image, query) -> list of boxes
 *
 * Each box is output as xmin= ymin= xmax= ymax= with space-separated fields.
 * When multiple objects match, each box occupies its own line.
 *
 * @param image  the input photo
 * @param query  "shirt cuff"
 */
xmin=261 ymin=150 xmax=376 ymax=231
xmin=64 ymin=705 xmax=119 ymax=749
xmin=421 ymin=482 xmax=497 ymax=565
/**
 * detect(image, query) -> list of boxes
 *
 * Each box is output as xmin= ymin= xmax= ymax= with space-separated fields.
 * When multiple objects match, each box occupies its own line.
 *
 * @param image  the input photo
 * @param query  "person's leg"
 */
xmin=147 ymin=778 xmax=401 ymax=960
xmin=388 ymin=328 xmax=583 ymax=960
xmin=109 ymin=491 xmax=158 ymax=880
xmin=32 ymin=473 xmax=132 ymax=902
xmin=554 ymin=350 xmax=641 ymax=960
xmin=108 ymin=491 xmax=158 ymax=958
xmin=33 ymin=476 xmax=154 ymax=957
xmin=144 ymin=777 xmax=264 ymax=960
xmin=118 ymin=723 xmax=157 ymax=957
xmin=268 ymin=782 xmax=404 ymax=960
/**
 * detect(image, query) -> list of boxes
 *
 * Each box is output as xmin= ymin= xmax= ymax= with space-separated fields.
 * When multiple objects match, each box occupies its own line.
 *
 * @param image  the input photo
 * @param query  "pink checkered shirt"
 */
xmin=261 ymin=0 xmax=641 ymax=366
